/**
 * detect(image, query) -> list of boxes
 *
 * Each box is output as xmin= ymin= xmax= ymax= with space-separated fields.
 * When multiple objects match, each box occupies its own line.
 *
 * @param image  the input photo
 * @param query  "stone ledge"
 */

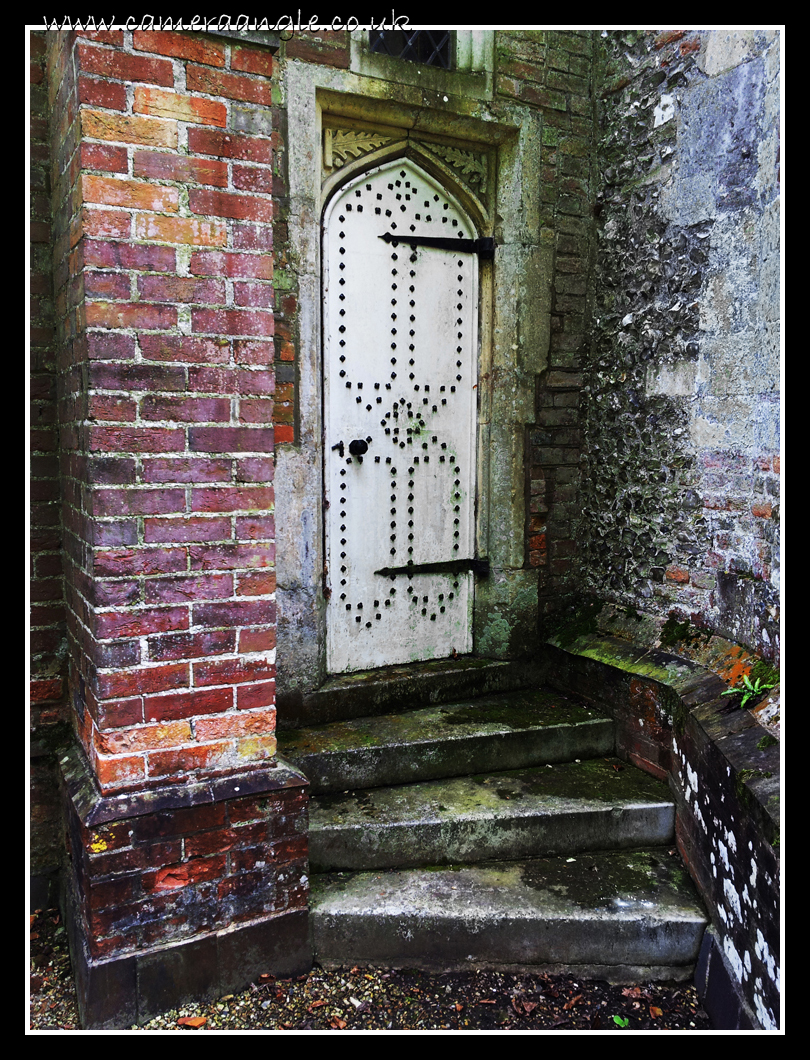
xmin=537 ymin=629 xmax=780 ymax=1030
xmin=59 ymin=738 xmax=308 ymax=827
xmin=541 ymin=631 xmax=779 ymax=838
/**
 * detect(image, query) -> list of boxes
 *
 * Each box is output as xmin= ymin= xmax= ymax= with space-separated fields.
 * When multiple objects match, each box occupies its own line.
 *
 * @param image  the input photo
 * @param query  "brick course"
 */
xmin=493 ymin=31 xmax=593 ymax=598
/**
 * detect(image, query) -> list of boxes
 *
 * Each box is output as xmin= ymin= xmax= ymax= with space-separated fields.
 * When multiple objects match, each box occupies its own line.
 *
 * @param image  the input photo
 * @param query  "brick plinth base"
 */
xmin=59 ymin=740 xmax=311 ymax=1028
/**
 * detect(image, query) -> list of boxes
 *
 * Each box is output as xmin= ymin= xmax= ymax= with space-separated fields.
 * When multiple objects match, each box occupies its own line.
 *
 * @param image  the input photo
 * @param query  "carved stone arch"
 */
xmin=322 ymin=137 xmax=490 ymax=233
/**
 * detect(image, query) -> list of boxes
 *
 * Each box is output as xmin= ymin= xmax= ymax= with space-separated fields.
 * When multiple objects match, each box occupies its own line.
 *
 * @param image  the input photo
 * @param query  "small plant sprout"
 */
xmin=612 ymin=1015 xmax=630 ymax=1028
xmin=721 ymin=673 xmax=778 ymax=709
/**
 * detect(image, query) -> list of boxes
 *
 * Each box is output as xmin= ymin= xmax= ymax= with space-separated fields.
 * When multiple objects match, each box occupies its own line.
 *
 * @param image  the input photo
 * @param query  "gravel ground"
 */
xmin=29 ymin=907 xmax=711 ymax=1032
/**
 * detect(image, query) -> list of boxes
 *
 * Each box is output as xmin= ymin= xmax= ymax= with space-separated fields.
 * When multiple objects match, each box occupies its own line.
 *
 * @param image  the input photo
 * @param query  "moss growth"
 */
xmin=477 ymin=614 xmax=512 ymax=658
xmin=669 ymin=690 xmax=691 ymax=737
xmin=734 ymin=768 xmax=774 ymax=808
xmin=439 ymin=689 xmax=593 ymax=729
xmin=757 ymin=733 xmax=778 ymax=751
xmin=749 ymin=660 xmax=779 ymax=688
xmin=546 ymin=597 xmax=603 ymax=649
xmin=659 ymin=612 xmax=712 ymax=649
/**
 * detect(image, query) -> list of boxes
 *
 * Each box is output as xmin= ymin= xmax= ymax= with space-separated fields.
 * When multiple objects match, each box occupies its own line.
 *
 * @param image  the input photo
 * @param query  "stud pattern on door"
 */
xmin=324 ymin=160 xmax=478 ymax=673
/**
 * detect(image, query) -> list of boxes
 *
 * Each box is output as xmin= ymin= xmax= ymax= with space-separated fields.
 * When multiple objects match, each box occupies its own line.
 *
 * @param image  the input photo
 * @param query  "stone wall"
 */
xmin=574 ymin=30 xmax=780 ymax=661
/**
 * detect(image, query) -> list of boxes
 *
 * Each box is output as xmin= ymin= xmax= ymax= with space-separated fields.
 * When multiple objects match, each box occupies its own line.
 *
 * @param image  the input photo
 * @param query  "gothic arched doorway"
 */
xmin=322 ymin=158 xmax=483 ymax=673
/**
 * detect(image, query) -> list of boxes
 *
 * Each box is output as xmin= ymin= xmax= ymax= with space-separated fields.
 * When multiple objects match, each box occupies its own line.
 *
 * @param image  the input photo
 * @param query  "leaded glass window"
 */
xmin=369 ymin=30 xmax=453 ymax=70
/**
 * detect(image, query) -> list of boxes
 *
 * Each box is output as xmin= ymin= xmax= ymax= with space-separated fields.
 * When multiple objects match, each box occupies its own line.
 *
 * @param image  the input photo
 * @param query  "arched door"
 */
xmin=323 ymin=158 xmax=481 ymax=673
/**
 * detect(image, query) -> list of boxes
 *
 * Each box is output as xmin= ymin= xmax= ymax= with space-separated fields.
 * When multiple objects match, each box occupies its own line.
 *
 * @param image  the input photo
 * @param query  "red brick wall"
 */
xmin=47 ymin=29 xmax=278 ymax=795
xmin=31 ymin=31 xmax=66 ymax=709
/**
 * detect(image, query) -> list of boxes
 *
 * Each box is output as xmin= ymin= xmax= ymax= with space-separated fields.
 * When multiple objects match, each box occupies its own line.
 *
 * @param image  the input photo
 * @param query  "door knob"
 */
xmin=348 ymin=439 xmax=369 ymax=456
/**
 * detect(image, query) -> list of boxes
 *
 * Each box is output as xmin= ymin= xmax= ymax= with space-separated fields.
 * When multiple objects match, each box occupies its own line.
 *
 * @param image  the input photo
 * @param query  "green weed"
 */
xmin=721 ymin=673 xmax=778 ymax=709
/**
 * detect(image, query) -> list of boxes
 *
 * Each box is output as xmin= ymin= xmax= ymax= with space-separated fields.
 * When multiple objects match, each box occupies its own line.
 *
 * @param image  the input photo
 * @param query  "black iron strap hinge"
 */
xmin=379 ymin=232 xmax=495 ymax=259
xmin=374 ymin=558 xmax=490 ymax=577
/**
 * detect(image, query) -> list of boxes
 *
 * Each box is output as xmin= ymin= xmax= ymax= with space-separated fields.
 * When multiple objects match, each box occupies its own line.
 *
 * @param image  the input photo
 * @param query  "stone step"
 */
xmin=276 ymin=656 xmax=534 ymax=729
xmin=278 ymin=686 xmax=613 ymax=794
xmin=309 ymin=757 xmax=675 ymax=872
xmin=310 ymin=847 xmax=708 ymax=980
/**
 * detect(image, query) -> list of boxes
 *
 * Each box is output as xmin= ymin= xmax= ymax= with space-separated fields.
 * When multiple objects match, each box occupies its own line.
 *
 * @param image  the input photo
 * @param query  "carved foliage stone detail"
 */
xmin=324 ymin=128 xmax=489 ymax=210
xmin=325 ymin=129 xmax=392 ymax=171
xmin=424 ymin=143 xmax=488 ymax=198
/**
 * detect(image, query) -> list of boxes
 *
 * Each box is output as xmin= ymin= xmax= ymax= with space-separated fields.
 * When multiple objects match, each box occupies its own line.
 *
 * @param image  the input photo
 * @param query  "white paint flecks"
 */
xmin=686 ymin=762 xmax=699 ymax=793
xmin=754 ymin=979 xmax=778 ymax=1031
xmin=723 ymin=936 xmax=744 ymax=982
xmin=653 ymin=93 xmax=675 ymax=127
xmin=723 ymin=875 xmax=742 ymax=920
xmin=754 ymin=928 xmax=779 ymax=985
xmin=718 ymin=839 xmax=730 ymax=870
xmin=694 ymin=802 xmax=707 ymax=833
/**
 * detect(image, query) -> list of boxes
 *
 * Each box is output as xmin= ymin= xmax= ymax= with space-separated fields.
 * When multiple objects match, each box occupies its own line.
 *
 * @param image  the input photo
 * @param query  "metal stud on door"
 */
xmin=323 ymin=159 xmax=481 ymax=673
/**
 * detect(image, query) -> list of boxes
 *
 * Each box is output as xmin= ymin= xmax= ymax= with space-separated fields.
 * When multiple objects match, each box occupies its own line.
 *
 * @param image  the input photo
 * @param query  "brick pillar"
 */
xmin=30 ymin=27 xmax=68 ymax=907
xmin=46 ymin=28 xmax=309 ymax=1028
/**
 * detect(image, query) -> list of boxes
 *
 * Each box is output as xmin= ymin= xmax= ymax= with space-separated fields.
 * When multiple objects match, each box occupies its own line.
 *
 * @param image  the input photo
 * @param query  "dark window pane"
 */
xmin=369 ymin=30 xmax=453 ymax=70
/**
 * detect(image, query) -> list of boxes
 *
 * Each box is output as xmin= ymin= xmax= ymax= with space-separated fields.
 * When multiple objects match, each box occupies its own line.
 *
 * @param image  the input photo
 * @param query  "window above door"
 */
xmin=369 ymin=29 xmax=453 ymax=69
xmin=350 ymin=30 xmax=494 ymax=99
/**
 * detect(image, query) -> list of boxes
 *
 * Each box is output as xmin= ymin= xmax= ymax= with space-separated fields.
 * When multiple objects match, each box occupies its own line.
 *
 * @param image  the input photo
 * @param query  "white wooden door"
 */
xmin=323 ymin=159 xmax=479 ymax=673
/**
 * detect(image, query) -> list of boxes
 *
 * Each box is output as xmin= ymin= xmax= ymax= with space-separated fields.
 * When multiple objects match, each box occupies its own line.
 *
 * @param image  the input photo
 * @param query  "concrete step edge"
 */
xmin=310 ymin=848 xmax=708 ymax=973
xmin=278 ymin=657 xmax=535 ymax=728
xmin=309 ymin=758 xmax=675 ymax=870
xmin=280 ymin=687 xmax=614 ymax=793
